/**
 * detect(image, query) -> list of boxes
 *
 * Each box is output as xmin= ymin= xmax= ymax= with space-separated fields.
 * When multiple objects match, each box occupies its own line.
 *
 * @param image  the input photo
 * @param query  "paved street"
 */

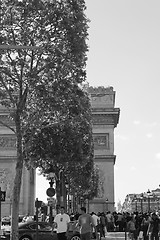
xmin=104 ymin=232 xmax=127 ymax=240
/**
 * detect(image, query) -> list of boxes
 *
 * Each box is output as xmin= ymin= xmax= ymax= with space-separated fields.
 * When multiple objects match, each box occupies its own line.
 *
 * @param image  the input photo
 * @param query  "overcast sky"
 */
xmin=85 ymin=0 xmax=160 ymax=204
xmin=36 ymin=0 xmax=160 ymax=206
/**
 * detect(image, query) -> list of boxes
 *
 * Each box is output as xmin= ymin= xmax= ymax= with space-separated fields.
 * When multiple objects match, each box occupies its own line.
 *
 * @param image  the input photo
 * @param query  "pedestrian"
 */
xmin=53 ymin=206 xmax=70 ymax=240
xmin=99 ymin=212 xmax=107 ymax=238
xmin=77 ymin=207 xmax=96 ymax=240
xmin=116 ymin=212 xmax=124 ymax=232
xmin=147 ymin=212 xmax=160 ymax=240
xmin=106 ymin=211 xmax=114 ymax=232
xmin=91 ymin=212 xmax=100 ymax=238
xmin=141 ymin=213 xmax=150 ymax=240
xmin=127 ymin=215 xmax=136 ymax=240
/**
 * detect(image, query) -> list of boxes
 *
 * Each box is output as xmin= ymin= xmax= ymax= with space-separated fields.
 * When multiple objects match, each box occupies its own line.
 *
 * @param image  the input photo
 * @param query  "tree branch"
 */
xmin=7 ymin=53 xmax=21 ymax=81
xmin=0 ymin=74 xmax=16 ymax=105
xmin=17 ymin=86 xmax=28 ymax=112
xmin=0 ymin=67 xmax=19 ymax=84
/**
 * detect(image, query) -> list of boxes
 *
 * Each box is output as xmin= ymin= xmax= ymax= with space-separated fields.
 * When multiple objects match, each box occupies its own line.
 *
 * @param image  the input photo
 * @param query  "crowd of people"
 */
xmin=20 ymin=207 xmax=160 ymax=240
xmin=67 ymin=210 xmax=160 ymax=240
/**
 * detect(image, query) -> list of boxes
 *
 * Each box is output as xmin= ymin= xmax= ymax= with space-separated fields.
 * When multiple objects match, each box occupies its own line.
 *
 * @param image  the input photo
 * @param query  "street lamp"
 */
xmin=48 ymin=172 xmax=55 ymax=188
xmin=46 ymin=167 xmax=56 ymax=224
xmin=156 ymin=198 xmax=160 ymax=211
xmin=105 ymin=198 xmax=109 ymax=212
xmin=140 ymin=193 xmax=144 ymax=213
xmin=65 ymin=182 xmax=69 ymax=213
xmin=133 ymin=195 xmax=138 ymax=212
xmin=147 ymin=189 xmax=151 ymax=213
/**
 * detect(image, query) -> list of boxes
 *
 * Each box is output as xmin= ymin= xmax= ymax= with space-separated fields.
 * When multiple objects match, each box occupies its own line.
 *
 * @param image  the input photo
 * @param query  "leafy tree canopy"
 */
xmin=0 ymin=1 xmax=91 ymax=239
xmin=23 ymin=85 xmax=93 ymax=166
xmin=0 ymin=0 xmax=89 ymax=112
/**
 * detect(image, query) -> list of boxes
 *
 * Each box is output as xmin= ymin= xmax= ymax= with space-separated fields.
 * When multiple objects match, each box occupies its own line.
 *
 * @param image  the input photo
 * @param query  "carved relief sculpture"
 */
xmin=0 ymin=136 xmax=16 ymax=149
xmin=0 ymin=168 xmax=14 ymax=200
xmin=93 ymin=134 xmax=109 ymax=150
xmin=96 ymin=166 xmax=105 ymax=198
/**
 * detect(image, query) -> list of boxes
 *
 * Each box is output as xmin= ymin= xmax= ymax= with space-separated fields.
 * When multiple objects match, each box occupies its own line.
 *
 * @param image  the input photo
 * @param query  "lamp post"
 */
xmin=46 ymin=169 xmax=56 ymax=224
xmin=105 ymin=198 xmax=109 ymax=212
xmin=133 ymin=195 xmax=138 ymax=212
xmin=156 ymin=198 xmax=160 ymax=211
xmin=65 ymin=182 xmax=69 ymax=213
xmin=147 ymin=189 xmax=151 ymax=213
xmin=140 ymin=193 xmax=144 ymax=213
xmin=80 ymin=197 xmax=84 ymax=208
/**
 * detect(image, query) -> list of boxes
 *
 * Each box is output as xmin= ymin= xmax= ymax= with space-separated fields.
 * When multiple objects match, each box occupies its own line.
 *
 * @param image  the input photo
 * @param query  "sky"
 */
xmin=36 ymin=0 xmax=160 ymax=206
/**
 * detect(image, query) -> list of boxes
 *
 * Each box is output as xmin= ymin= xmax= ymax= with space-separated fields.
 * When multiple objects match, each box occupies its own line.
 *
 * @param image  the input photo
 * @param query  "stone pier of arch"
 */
xmin=0 ymin=105 xmax=35 ymax=217
xmin=88 ymin=86 xmax=120 ymax=213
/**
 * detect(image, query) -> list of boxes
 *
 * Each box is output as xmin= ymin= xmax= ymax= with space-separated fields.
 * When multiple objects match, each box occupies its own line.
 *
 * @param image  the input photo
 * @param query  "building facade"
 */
xmin=122 ymin=188 xmax=160 ymax=213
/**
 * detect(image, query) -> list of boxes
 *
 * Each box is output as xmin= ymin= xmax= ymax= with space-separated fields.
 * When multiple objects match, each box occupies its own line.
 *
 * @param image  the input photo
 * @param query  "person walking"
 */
xmin=147 ymin=212 xmax=160 ymax=240
xmin=53 ymin=206 xmax=70 ymax=240
xmin=99 ymin=212 xmax=107 ymax=238
xmin=141 ymin=213 xmax=150 ymax=240
xmin=91 ymin=212 xmax=100 ymax=238
xmin=77 ymin=207 xmax=96 ymax=240
xmin=106 ymin=211 xmax=114 ymax=232
xmin=127 ymin=215 xmax=137 ymax=240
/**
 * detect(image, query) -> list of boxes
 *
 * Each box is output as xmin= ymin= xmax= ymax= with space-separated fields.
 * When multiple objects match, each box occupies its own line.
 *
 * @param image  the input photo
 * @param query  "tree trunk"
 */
xmin=10 ymin=115 xmax=23 ymax=240
xmin=56 ymin=180 xmax=61 ymax=212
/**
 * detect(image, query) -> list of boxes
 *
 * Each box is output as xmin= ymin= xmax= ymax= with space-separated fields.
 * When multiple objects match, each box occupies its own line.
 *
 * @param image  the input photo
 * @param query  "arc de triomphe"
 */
xmin=88 ymin=86 xmax=120 ymax=212
xmin=0 ymin=86 xmax=119 ymax=216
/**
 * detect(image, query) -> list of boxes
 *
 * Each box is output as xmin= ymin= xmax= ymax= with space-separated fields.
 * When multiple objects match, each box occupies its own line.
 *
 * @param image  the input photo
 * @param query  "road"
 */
xmin=104 ymin=232 xmax=128 ymax=240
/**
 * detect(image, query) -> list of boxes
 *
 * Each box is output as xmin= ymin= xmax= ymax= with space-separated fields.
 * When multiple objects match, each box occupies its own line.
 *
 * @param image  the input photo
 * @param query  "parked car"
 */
xmin=2 ymin=220 xmax=82 ymax=240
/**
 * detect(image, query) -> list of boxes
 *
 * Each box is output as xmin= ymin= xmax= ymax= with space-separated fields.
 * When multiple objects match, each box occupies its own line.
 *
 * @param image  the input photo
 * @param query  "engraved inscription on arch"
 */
xmin=92 ymin=115 xmax=114 ymax=125
xmin=0 ymin=136 xmax=16 ymax=149
xmin=91 ymin=94 xmax=113 ymax=105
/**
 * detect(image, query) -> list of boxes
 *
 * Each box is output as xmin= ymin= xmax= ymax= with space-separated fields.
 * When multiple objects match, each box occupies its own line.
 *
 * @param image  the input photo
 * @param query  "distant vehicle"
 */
xmin=1 ymin=215 xmax=26 ymax=225
xmin=2 ymin=221 xmax=84 ymax=240
xmin=22 ymin=215 xmax=34 ymax=223
xmin=1 ymin=216 xmax=11 ymax=226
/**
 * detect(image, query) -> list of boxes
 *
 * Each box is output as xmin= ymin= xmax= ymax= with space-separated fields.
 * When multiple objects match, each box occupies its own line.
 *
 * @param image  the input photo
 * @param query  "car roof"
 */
xmin=19 ymin=221 xmax=50 ymax=228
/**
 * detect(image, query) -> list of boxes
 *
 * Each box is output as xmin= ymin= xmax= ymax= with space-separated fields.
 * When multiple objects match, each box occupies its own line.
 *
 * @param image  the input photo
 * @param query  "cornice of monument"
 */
xmin=92 ymin=112 xmax=120 ymax=127
xmin=92 ymin=107 xmax=120 ymax=112
xmin=94 ymin=154 xmax=116 ymax=164
xmin=88 ymin=86 xmax=115 ymax=94
xmin=0 ymin=156 xmax=16 ymax=161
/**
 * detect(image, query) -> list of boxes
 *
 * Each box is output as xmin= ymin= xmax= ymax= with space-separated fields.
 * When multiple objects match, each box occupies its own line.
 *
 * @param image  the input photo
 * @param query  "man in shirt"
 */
xmin=77 ymin=207 xmax=96 ymax=240
xmin=91 ymin=212 xmax=100 ymax=238
xmin=149 ymin=212 xmax=160 ymax=240
xmin=53 ymin=206 xmax=70 ymax=240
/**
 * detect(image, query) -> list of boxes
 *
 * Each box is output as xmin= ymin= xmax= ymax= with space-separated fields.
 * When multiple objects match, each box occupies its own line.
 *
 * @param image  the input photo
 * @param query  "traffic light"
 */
xmin=35 ymin=199 xmax=42 ymax=208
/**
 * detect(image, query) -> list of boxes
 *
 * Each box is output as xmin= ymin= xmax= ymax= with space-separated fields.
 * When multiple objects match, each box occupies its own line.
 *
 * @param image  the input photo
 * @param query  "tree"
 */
xmin=24 ymin=85 xmax=92 ymax=166
xmin=0 ymin=0 xmax=89 ymax=239
xmin=23 ymin=83 xmax=95 ymax=206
